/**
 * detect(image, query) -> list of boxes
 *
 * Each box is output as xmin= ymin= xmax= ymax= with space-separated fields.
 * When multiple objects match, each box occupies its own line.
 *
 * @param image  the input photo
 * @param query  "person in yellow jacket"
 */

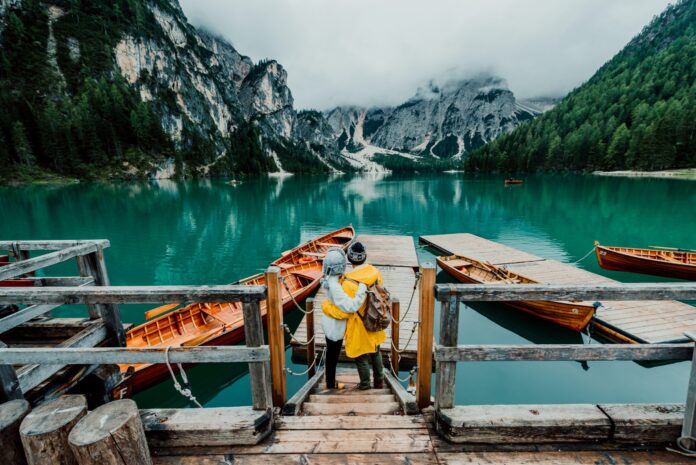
xmin=322 ymin=241 xmax=386 ymax=390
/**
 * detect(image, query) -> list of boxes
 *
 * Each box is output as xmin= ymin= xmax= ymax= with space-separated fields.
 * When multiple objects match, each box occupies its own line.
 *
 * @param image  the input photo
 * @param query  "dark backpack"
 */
xmin=345 ymin=277 xmax=392 ymax=332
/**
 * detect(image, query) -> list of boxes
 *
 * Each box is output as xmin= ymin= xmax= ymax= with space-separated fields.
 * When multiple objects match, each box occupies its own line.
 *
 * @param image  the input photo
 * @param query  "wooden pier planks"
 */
xmin=419 ymin=233 xmax=696 ymax=343
xmin=291 ymin=235 xmax=421 ymax=365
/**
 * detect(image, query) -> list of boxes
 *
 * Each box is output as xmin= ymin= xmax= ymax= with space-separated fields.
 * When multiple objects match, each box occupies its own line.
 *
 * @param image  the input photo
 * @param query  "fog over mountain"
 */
xmin=180 ymin=0 xmax=673 ymax=109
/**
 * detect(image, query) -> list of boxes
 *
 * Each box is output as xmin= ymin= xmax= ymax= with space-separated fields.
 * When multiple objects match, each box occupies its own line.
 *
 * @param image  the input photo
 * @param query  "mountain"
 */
xmin=465 ymin=0 xmax=696 ymax=173
xmin=314 ymin=76 xmax=553 ymax=171
xmin=0 ymin=0 xmax=344 ymax=180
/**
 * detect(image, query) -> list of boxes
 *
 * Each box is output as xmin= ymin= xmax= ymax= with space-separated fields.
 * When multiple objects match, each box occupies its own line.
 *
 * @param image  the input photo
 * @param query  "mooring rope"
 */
xmin=283 ymin=323 xmax=315 ymax=346
xmin=573 ymin=246 xmax=596 ymax=265
xmin=281 ymin=277 xmax=314 ymax=314
xmin=390 ymin=321 xmax=419 ymax=354
xmin=286 ymin=348 xmax=326 ymax=376
xmin=387 ymin=352 xmax=417 ymax=384
xmin=390 ymin=272 xmax=421 ymax=324
xmin=667 ymin=437 xmax=696 ymax=457
xmin=165 ymin=346 xmax=203 ymax=408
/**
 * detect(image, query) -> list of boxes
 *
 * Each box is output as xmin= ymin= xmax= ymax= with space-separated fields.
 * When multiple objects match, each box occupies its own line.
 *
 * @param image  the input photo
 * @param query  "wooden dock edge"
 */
xmin=141 ymin=406 xmax=272 ymax=451
xmin=282 ymin=366 xmax=325 ymax=416
xmin=436 ymin=403 xmax=684 ymax=445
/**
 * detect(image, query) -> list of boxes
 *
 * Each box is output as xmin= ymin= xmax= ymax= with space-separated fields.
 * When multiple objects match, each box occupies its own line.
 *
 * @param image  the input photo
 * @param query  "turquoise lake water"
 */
xmin=1 ymin=173 xmax=695 ymax=408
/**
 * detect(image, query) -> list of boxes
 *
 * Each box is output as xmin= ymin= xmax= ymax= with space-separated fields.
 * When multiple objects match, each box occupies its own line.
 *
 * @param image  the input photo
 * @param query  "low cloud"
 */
xmin=180 ymin=0 xmax=672 ymax=109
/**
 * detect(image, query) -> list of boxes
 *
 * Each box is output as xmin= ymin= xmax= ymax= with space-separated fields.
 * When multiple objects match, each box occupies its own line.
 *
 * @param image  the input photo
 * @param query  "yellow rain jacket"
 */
xmin=322 ymin=264 xmax=386 ymax=358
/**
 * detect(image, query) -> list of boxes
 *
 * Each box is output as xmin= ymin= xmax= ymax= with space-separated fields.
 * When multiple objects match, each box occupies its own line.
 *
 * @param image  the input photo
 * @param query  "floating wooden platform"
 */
xmin=420 ymin=233 xmax=696 ymax=343
xmin=291 ymin=235 xmax=421 ymax=365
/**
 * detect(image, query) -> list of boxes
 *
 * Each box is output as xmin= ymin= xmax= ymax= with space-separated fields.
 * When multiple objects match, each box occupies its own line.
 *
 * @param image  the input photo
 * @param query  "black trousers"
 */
xmin=325 ymin=338 xmax=343 ymax=389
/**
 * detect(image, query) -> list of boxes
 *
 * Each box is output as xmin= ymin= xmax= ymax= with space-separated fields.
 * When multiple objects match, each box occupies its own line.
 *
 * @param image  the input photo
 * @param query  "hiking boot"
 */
xmin=373 ymin=379 xmax=384 ymax=389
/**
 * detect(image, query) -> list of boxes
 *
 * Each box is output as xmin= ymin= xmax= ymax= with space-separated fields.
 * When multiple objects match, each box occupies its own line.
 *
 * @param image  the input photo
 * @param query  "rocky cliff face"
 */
xmin=322 ymin=76 xmax=550 ymax=164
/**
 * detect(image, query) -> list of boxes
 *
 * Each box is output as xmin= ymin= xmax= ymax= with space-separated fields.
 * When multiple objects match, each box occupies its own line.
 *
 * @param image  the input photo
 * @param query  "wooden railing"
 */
xmin=430 ymin=279 xmax=696 ymax=448
xmin=0 ymin=283 xmax=276 ymax=410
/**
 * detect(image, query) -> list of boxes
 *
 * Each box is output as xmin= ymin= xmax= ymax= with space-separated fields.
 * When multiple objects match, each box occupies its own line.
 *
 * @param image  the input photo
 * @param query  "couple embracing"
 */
xmin=320 ymin=242 xmax=387 ymax=390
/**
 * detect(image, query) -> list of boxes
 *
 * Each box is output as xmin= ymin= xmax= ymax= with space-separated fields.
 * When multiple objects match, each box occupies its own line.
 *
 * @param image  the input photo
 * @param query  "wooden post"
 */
xmin=0 ymin=399 xmax=31 ymax=465
xmin=306 ymin=298 xmax=316 ymax=380
xmin=68 ymin=399 xmax=152 ymax=465
xmin=266 ymin=266 xmax=286 ymax=407
xmin=416 ymin=264 xmax=435 ymax=410
xmin=681 ymin=332 xmax=696 ymax=451
xmin=435 ymin=295 xmax=460 ymax=410
xmin=0 ymin=341 xmax=23 ymax=402
xmin=391 ymin=298 xmax=401 ymax=375
xmin=242 ymin=300 xmax=272 ymax=410
xmin=77 ymin=248 xmax=126 ymax=346
xmin=20 ymin=394 xmax=87 ymax=465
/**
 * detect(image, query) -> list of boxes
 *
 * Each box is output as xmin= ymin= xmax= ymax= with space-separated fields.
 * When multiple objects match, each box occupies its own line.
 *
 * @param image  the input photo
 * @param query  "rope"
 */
xmin=390 ymin=272 xmax=421 ymax=324
xmin=283 ymin=323 xmax=315 ymax=346
xmin=667 ymin=437 xmax=696 ymax=456
xmin=286 ymin=348 xmax=326 ymax=376
xmin=281 ymin=277 xmax=314 ymax=314
xmin=390 ymin=321 xmax=419 ymax=354
xmin=165 ymin=346 xmax=203 ymax=408
xmin=387 ymin=352 xmax=416 ymax=383
xmin=573 ymin=246 xmax=596 ymax=265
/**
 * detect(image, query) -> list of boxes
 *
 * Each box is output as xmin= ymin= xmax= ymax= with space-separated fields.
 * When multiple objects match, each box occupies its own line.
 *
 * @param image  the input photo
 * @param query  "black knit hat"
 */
xmin=347 ymin=241 xmax=367 ymax=265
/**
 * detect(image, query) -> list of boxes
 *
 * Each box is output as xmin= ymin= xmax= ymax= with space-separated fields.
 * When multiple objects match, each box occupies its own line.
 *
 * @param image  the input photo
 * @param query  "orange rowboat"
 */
xmin=436 ymin=254 xmax=595 ymax=332
xmin=595 ymin=242 xmax=696 ymax=281
xmin=115 ymin=260 xmax=323 ymax=398
xmin=273 ymin=226 xmax=355 ymax=268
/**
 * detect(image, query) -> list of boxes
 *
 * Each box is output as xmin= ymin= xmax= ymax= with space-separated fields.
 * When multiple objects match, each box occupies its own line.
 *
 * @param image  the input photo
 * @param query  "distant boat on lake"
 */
xmin=595 ymin=242 xmax=696 ymax=281
xmin=504 ymin=178 xmax=524 ymax=185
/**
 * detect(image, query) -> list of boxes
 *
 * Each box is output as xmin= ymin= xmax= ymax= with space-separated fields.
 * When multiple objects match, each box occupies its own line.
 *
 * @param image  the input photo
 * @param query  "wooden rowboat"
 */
xmin=595 ymin=242 xmax=696 ymax=281
xmin=436 ymin=254 xmax=595 ymax=332
xmin=504 ymin=178 xmax=523 ymax=185
xmin=272 ymin=226 xmax=355 ymax=268
xmin=115 ymin=260 xmax=323 ymax=398
xmin=115 ymin=226 xmax=354 ymax=397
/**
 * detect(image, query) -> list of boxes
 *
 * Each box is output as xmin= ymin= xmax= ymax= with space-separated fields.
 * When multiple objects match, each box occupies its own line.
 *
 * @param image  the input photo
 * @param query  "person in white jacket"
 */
xmin=320 ymin=248 xmax=367 ymax=389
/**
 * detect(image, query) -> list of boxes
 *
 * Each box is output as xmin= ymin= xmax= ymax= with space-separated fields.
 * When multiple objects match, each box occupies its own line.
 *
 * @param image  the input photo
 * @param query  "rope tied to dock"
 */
xmin=283 ymin=323 xmax=315 ymax=346
xmin=165 ymin=346 xmax=203 ymax=408
xmin=572 ymin=246 xmax=597 ymax=265
xmin=387 ymin=351 xmax=417 ymax=385
xmin=390 ymin=271 xmax=421 ymax=325
xmin=667 ymin=437 xmax=696 ymax=457
xmin=286 ymin=348 xmax=326 ymax=376
xmin=390 ymin=320 xmax=419 ymax=354
xmin=280 ymin=276 xmax=314 ymax=314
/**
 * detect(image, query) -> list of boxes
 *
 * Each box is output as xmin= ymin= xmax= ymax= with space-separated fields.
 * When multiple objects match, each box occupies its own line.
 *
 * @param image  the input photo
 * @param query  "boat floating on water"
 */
xmin=436 ymin=254 xmax=595 ymax=332
xmin=115 ymin=226 xmax=355 ymax=398
xmin=504 ymin=178 xmax=524 ymax=185
xmin=595 ymin=241 xmax=696 ymax=281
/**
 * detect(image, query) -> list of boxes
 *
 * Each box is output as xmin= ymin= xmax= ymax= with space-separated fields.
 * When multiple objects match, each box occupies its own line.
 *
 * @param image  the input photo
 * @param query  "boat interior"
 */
xmin=441 ymin=255 xmax=536 ymax=284
xmin=611 ymin=247 xmax=695 ymax=265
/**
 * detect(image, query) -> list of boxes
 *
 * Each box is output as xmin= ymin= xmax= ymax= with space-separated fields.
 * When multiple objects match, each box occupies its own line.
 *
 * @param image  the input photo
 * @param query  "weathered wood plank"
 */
xmin=599 ymin=403 xmax=683 ymax=443
xmin=434 ymin=344 xmax=693 ymax=362
xmin=384 ymin=370 xmax=419 ymax=415
xmin=417 ymin=264 xmax=436 ymax=410
xmin=274 ymin=414 xmax=429 ymax=430
xmin=153 ymin=453 xmax=439 ymax=464
xmin=0 ymin=341 xmax=22 ymax=402
xmin=0 ymin=240 xmax=110 ymax=251
xmin=0 ymin=276 xmax=94 ymax=287
xmin=0 ymin=243 xmax=99 ymax=281
xmin=302 ymin=402 xmax=401 ymax=416
xmin=308 ymin=394 xmax=396 ymax=404
xmin=0 ymin=303 xmax=65 ymax=334
xmin=437 ymin=405 xmax=612 ymax=444
xmin=436 ymin=295 xmax=459 ymax=410
xmin=435 ymin=283 xmax=696 ymax=302
xmin=0 ymin=285 xmax=267 ymax=304
xmin=435 ymin=450 xmax=696 ymax=465
xmin=242 ymin=300 xmax=272 ymax=411
xmin=141 ymin=407 xmax=272 ymax=448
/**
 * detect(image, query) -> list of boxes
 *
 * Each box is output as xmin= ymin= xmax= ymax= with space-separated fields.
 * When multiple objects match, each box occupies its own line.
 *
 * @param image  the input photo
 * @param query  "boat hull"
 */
xmin=436 ymin=257 xmax=594 ymax=332
xmin=595 ymin=245 xmax=696 ymax=281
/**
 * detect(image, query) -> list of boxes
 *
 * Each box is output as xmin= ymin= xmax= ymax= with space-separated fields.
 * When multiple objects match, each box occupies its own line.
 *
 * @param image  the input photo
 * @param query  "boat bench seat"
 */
xmin=301 ymin=252 xmax=325 ymax=257
xmin=448 ymin=259 xmax=472 ymax=268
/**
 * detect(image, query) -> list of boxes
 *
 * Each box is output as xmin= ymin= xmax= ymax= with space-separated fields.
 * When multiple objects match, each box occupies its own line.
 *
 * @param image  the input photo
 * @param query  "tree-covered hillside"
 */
xmin=465 ymin=0 xmax=696 ymax=173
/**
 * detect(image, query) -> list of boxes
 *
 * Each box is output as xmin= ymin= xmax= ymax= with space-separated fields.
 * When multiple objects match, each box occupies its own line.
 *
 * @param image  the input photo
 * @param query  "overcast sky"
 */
xmin=180 ymin=0 xmax=672 ymax=110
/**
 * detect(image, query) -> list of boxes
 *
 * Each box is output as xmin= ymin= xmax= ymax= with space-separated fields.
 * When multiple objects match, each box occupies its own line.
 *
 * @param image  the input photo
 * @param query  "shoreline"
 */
xmin=593 ymin=168 xmax=696 ymax=180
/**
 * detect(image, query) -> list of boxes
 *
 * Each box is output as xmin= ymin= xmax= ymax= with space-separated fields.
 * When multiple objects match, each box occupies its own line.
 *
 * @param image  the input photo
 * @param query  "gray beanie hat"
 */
xmin=322 ymin=248 xmax=347 ymax=285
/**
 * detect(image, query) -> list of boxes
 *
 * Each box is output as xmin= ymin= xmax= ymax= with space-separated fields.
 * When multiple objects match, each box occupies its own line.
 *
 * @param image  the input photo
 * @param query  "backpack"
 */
xmin=344 ymin=277 xmax=392 ymax=332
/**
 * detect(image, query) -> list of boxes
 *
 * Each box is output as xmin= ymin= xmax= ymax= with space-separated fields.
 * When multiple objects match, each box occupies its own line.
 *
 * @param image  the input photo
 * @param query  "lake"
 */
xmin=1 ymin=173 xmax=695 ymax=408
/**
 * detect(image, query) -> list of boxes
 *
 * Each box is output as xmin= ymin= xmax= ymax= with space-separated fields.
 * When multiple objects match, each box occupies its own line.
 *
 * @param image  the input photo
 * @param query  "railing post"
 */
xmin=77 ymin=246 xmax=125 ymax=346
xmin=681 ymin=332 xmax=696 ymax=451
xmin=266 ymin=266 xmax=287 ymax=407
xmin=416 ymin=264 xmax=435 ymax=410
xmin=306 ymin=298 xmax=316 ymax=380
xmin=391 ymin=298 xmax=400 ymax=375
xmin=0 ymin=341 xmax=23 ymax=402
xmin=435 ymin=295 xmax=459 ymax=410
xmin=242 ymin=300 xmax=272 ymax=411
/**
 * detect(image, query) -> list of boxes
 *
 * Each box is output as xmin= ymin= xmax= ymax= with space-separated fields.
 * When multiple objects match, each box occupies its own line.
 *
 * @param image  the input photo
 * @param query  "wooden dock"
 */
xmin=291 ymin=235 xmax=422 ymax=365
xmin=420 ymin=233 xmax=696 ymax=343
